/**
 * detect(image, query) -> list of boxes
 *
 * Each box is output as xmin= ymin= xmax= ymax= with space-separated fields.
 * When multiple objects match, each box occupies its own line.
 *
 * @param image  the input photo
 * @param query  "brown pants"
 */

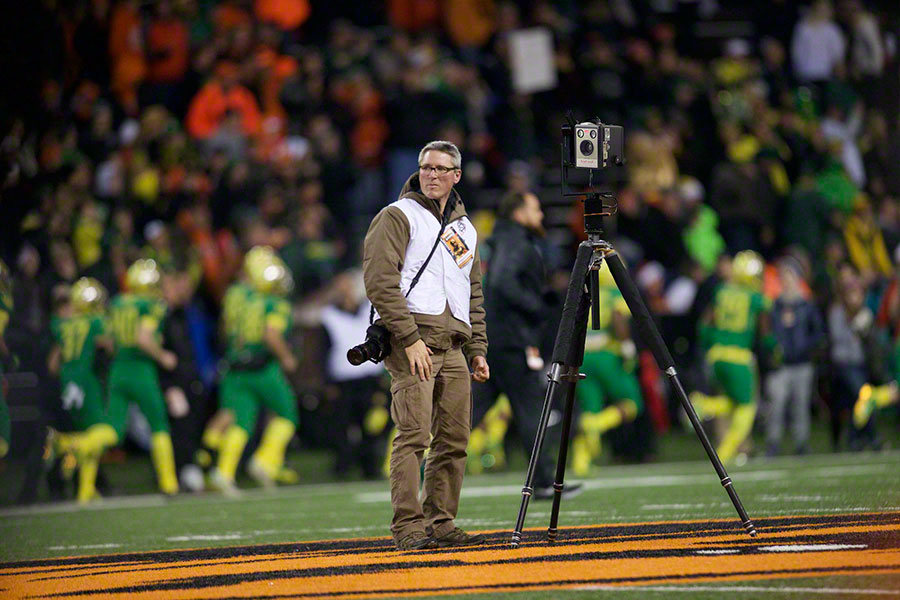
xmin=385 ymin=344 xmax=471 ymax=543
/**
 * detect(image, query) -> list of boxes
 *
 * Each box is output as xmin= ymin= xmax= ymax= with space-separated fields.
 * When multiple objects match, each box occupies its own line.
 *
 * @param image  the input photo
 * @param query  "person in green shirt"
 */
xmin=0 ymin=259 xmax=12 ymax=459
xmin=76 ymin=259 xmax=179 ymax=502
xmin=208 ymin=246 xmax=299 ymax=495
xmin=691 ymin=250 xmax=771 ymax=464
xmin=572 ymin=262 xmax=644 ymax=476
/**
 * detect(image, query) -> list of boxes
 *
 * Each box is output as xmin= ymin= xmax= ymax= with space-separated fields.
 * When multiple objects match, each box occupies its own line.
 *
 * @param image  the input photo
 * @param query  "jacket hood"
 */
xmin=399 ymin=172 xmax=467 ymax=222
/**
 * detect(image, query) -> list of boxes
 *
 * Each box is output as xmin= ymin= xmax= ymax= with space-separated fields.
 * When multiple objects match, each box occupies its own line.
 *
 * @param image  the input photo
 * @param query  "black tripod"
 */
xmin=509 ymin=192 xmax=757 ymax=548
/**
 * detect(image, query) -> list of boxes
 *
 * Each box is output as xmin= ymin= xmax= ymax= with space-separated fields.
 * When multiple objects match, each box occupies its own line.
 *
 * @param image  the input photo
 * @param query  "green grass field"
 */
xmin=2 ymin=428 xmax=900 ymax=599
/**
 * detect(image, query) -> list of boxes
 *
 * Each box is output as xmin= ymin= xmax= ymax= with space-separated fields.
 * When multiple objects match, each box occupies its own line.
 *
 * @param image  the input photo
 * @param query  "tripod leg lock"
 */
xmin=521 ymin=486 xmax=533 ymax=497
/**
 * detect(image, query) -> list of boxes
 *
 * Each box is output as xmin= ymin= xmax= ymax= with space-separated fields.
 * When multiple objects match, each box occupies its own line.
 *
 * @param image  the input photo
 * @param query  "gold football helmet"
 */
xmin=71 ymin=277 xmax=108 ymax=314
xmin=125 ymin=259 xmax=162 ymax=295
xmin=244 ymin=246 xmax=293 ymax=296
xmin=731 ymin=250 xmax=764 ymax=290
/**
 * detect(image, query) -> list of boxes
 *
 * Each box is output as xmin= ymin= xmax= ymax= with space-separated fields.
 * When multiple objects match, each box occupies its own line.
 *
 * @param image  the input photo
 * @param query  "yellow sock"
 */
xmin=853 ymin=384 xmax=875 ymax=429
xmin=572 ymin=433 xmax=591 ymax=476
xmin=202 ymin=427 xmax=224 ymax=452
xmin=251 ymin=417 xmax=296 ymax=479
xmin=77 ymin=455 xmax=100 ymax=503
xmin=0 ymin=437 xmax=8 ymax=459
xmin=364 ymin=405 xmax=390 ymax=436
xmin=76 ymin=424 xmax=118 ymax=504
xmin=82 ymin=424 xmax=118 ymax=455
xmin=150 ymin=432 xmax=179 ymax=495
xmin=217 ymin=425 xmax=249 ymax=481
xmin=873 ymin=383 xmax=899 ymax=408
xmin=52 ymin=431 xmax=82 ymax=455
xmin=583 ymin=408 xmax=619 ymax=435
xmin=383 ymin=427 xmax=397 ymax=478
xmin=485 ymin=396 xmax=511 ymax=447
xmin=717 ymin=404 xmax=757 ymax=464
xmin=691 ymin=392 xmax=732 ymax=418
xmin=467 ymin=427 xmax=486 ymax=474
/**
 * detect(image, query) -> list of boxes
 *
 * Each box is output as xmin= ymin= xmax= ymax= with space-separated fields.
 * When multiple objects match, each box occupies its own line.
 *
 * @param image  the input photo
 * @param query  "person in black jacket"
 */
xmin=473 ymin=191 xmax=581 ymax=500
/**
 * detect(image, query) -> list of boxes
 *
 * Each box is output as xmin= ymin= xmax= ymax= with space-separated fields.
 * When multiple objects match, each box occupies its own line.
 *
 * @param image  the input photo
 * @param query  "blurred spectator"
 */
xmin=826 ymin=266 xmax=881 ymax=450
xmin=108 ymin=0 xmax=146 ymax=115
xmin=843 ymin=194 xmax=893 ymax=288
xmin=313 ymin=271 xmax=388 ymax=478
xmin=790 ymin=0 xmax=846 ymax=85
xmin=186 ymin=61 xmax=262 ymax=141
xmin=764 ymin=257 xmax=825 ymax=456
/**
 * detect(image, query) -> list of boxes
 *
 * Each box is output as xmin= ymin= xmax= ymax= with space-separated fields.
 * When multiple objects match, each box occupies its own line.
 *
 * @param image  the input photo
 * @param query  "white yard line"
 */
xmin=351 ymin=461 xmax=895 ymax=503
xmin=47 ymin=543 xmax=122 ymax=551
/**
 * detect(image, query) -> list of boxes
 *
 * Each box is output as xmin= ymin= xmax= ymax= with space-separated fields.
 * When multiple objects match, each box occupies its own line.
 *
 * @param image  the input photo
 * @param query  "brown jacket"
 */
xmin=362 ymin=173 xmax=487 ymax=363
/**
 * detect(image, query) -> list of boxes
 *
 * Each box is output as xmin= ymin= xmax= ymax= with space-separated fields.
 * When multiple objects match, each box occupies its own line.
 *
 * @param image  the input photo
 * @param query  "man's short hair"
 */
xmin=418 ymin=141 xmax=461 ymax=169
xmin=497 ymin=191 xmax=528 ymax=220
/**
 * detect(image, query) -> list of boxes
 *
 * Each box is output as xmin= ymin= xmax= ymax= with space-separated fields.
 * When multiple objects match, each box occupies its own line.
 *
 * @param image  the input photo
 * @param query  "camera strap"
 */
xmin=370 ymin=197 xmax=455 ymax=325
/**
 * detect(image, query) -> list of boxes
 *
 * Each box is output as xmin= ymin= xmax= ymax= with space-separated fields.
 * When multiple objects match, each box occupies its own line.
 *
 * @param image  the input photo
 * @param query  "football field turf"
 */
xmin=2 ymin=450 xmax=899 ymax=599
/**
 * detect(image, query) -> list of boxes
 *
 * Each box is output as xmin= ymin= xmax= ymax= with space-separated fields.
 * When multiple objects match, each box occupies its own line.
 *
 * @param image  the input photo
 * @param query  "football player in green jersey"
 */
xmin=48 ymin=279 xmax=112 ymax=433
xmin=572 ymin=262 xmax=644 ymax=476
xmin=77 ymin=259 xmax=179 ymax=502
xmin=209 ymin=247 xmax=299 ymax=495
xmin=0 ymin=259 xmax=12 ymax=459
xmin=692 ymin=250 xmax=772 ymax=464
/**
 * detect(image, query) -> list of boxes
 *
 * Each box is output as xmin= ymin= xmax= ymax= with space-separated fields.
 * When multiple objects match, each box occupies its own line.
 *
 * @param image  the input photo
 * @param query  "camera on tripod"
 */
xmin=560 ymin=115 xmax=625 ymax=235
xmin=568 ymin=119 xmax=624 ymax=170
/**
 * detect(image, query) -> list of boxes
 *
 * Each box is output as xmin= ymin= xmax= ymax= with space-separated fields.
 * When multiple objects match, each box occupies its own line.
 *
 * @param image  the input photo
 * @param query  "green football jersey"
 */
xmin=50 ymin=314 xmax=105 ymax=372
xmin=707 ymin=283 xmax=767 ymax=349
xmin=108 ymin=293 xmax=167 ymax=362
xmin=223 ymin=284 xmax=291 ymax=364
xmin=585 ymin=285 xmax=630 ymax=354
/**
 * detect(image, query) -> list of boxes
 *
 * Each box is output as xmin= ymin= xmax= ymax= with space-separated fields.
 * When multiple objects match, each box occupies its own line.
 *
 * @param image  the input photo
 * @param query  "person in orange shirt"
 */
xmin=186 ymin=61 xmax=262 ymax=140
xmin=146 ymin=1 xmax=190 ymax=85
xmin=108 ymin=0 xmax=146 ymax=114
xmin=254 ymin=0 xmax=310 ymax=31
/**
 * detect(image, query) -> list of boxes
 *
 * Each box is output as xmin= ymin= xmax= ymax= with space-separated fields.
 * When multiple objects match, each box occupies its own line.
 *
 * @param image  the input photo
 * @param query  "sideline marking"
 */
xmin=578 ymin=585 xmax=900 ymax=595
xmin=2 ymin=512 xmax=898 ymax=600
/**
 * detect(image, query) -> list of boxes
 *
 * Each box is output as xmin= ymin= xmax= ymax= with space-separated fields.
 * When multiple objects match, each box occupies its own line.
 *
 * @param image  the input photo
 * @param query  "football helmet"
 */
xmin=71 ymin=277 xmax=108 ymax=314
xmin=125 ymin=259 xmax=162 ymax=295
xmin=244 ymin=247 xmax=293 ymax=296
xmin=731 ymin=250 xmax=764 ymax=290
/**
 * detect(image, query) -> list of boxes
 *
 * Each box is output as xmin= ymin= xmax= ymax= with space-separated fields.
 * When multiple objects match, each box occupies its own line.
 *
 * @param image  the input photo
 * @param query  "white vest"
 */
xmin=376 ymin=196 xmax=478 ymax=326
xmin=320 ymin=302 xmax=385 ymax=381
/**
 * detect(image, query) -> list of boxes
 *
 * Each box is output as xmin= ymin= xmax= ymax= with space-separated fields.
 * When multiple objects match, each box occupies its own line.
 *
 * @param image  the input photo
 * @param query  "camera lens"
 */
xmin=580 ymin=140 xmax=594 ymax=156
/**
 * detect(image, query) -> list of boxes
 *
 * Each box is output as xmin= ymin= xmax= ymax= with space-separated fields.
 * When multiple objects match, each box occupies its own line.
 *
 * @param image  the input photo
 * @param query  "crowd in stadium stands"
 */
xmin=0 ymin=0 xmax=899 ymax=503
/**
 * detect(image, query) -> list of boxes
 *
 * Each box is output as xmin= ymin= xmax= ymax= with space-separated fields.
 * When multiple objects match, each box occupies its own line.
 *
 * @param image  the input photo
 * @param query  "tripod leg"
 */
xmin=511 ymin=241 xmax=593 ymax=549
xmin=510 ymin=365 xmax=564 ymax=548
xmin=547 ymin=367 xmax=580 ymax=541
xmin=604 ymin=250 xmax=757 ymax=537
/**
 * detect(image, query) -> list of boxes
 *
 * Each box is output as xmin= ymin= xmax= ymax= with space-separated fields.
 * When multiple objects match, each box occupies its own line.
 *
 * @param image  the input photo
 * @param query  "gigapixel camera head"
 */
xmin=569 ymin=119 xmax=624 ymax=170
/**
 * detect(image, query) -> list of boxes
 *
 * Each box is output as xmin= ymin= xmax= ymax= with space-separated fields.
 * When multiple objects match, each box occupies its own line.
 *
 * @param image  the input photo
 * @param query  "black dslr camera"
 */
xmin=347 ymin=323 xmax=392 ymax=365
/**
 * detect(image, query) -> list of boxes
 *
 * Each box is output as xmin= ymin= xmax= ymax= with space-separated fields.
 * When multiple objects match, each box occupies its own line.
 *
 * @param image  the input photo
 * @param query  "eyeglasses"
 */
xmin=419 ymin=164 xmax=458 ymax=175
